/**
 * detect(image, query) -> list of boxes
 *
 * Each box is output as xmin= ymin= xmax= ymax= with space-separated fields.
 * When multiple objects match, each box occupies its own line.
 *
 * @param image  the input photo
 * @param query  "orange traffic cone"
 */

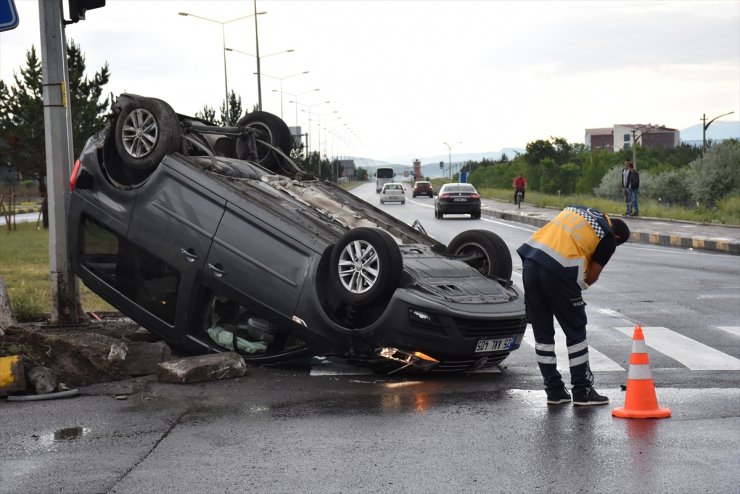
xmin=613 ymin=326 xmax=671 ymax=419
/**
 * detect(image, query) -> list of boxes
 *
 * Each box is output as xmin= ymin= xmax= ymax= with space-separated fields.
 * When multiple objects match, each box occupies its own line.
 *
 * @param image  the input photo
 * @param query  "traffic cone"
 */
xmin=612 ymin=326 xmax=671 ymax=419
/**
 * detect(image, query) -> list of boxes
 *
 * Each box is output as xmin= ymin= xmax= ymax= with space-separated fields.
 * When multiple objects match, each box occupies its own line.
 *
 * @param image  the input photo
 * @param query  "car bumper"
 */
xmin=437 ymin=203 xmax=481 ymax=214
xmin=366 ymin=288 xmax=526 ymax=371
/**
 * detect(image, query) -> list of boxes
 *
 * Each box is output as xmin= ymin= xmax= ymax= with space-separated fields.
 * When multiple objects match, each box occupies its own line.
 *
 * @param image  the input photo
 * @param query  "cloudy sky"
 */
xmin=1 ymin=0 xmax=739 ymax=163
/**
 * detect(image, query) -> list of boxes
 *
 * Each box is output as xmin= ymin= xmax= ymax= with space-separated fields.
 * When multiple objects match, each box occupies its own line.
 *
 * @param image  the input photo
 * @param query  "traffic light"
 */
xmin=68 ymin=0 xmax=105 ymax=23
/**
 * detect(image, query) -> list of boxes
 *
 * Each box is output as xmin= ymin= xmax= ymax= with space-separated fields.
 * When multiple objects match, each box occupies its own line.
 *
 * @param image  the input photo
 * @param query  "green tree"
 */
xmin=195 ymin=105 xmax=217 ymax=124
xmin=67 ymin=41 xmax=110 ymax=157
xmin=219 ymin=90 xmax=243 ymax=126
xmin=0 ymin=42 xmax=110 ymax=187
xmin=0 ymin=47 xmax=44 ymax=184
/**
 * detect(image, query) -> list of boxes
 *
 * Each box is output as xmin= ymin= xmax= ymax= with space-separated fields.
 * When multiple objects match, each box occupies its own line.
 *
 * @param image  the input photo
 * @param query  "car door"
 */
xmin=203 ymin=201 xmax=314 ymax=326
xmin=126 ymin=158 xmax=225 ymax=347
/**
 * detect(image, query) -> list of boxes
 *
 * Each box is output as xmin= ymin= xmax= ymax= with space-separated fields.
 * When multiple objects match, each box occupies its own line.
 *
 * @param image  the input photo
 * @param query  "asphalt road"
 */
xmin=1 ymin=182 xmax=738 ymax=493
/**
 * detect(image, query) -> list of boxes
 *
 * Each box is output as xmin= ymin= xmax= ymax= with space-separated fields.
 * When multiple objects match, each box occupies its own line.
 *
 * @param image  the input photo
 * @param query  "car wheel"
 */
xmin=447 ymin=230 xmax=513 ymax=280
xmin=114 ymin=96 xmax=181 ymax=170
xmin=330 ymin=227 xmax=402 ymax=306
xmin=401 ymin=200 xmax=405 ymax=205
xmin=235 ymin=111 xmax=293 ymax=170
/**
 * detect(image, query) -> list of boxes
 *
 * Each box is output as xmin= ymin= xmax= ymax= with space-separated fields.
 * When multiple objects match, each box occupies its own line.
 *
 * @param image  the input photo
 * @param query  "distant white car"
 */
xmin=380 ymin=182 xmax=406 ymax=204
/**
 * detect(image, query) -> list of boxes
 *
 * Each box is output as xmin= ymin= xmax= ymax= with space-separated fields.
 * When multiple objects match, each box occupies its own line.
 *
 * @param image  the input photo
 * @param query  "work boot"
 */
xmin=546 ymin=387 xmax=572 ymax=405
xmin=572 ymin=387 xmax=609 ymax=406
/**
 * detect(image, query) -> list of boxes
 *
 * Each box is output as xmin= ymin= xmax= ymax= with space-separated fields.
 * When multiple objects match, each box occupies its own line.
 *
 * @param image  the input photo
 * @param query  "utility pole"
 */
xmin=38 ymin=0 xmax=79 ymax=324
xmin=702 ymin=111 xmax=734 ymax=158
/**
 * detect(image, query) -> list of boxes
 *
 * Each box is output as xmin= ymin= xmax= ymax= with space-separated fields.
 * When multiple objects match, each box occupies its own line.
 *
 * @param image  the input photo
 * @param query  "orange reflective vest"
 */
xmin=517 ymin=206 xmax=615 ymax=284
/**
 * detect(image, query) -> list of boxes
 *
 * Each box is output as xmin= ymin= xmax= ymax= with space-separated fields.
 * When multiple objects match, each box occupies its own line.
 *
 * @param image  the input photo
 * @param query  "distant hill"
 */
xmin=680 ymin=120 xmax=739 ymax=146
xmin=358 ymin=148 xmax=525 ymax=179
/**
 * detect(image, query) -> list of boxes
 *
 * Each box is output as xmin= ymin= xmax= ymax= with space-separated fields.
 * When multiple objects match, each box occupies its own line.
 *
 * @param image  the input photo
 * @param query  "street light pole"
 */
xmin=297 ymin=100 xmax=330 ymax=157
xmin=226 ymin=47 xmax=294 ymax=110
xmin=259 ymin=70 xmax=309 ymax=118
xmin=253 ymin=0 xmax=262 ymax=110
xmin=702 ymin=111 xmax=735 ymax=157
xmin=443 ymin=142 xmax=452 ymax=180
xmin=179 ymin=11 xmax=265 ymax=117
xmin=443 ymin=142 xmax=461 ymax=179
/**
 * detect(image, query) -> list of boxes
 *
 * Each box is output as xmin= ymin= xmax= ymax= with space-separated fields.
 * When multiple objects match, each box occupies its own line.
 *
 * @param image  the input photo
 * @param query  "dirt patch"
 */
xmin=0 ymin=318 xmax=163 ymax=389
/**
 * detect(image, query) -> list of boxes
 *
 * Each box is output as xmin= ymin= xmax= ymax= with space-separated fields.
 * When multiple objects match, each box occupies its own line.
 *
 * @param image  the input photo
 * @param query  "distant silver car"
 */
xmin=379 ymin=182 xmax=406 ymax=204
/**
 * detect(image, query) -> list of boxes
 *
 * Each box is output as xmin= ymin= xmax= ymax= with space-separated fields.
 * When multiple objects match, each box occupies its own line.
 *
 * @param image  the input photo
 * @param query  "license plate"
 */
xmin=475 ymin=337 xmax=514 ymax=353
xmin=453 ymin=197 xmax=467 ymax=202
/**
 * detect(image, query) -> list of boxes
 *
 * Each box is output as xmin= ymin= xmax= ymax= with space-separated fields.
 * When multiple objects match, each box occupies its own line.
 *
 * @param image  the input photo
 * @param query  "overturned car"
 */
xmin=67 ymin=94 xmax=526 ymax=372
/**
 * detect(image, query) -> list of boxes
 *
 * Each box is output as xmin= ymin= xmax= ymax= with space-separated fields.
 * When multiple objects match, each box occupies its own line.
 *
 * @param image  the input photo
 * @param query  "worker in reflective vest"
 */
xmin=517 ymin=206 xmax=630 ymax=406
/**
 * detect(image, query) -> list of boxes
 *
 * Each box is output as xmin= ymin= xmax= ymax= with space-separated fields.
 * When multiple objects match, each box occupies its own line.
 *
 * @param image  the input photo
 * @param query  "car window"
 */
xmin=442 ymin=184 xmax=476 ymax=193
xmin=81 ymin=217 xmax=179 ymax=324
xmin=204 ymin=295 xmax=308 ymax=356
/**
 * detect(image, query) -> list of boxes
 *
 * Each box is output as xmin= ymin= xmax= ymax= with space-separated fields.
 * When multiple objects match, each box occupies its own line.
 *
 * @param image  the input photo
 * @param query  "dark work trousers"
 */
xmin=522 ymin=258 xmax=594 ymax=393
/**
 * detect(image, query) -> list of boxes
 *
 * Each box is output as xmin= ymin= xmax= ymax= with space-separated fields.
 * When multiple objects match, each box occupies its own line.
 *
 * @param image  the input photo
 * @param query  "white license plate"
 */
xmin=453 ymin=197 xmax=467 ymax=202
xmin=475 ymin=337 xmax=514 ymax=353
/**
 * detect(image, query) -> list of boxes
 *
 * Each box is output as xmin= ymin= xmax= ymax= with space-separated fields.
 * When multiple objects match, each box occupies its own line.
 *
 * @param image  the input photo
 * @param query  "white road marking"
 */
xmin=521 ymin=324 xmax=625 ymax=372
xmin=717 ymin=326 xmax=740 ymax=337
xmin=479 ymin=217 xmax=536 ymax=232
xmin=615 ymin=326 xmax=740 ymax=370
xmin=697 ymin=294 xmax=740 ymax=300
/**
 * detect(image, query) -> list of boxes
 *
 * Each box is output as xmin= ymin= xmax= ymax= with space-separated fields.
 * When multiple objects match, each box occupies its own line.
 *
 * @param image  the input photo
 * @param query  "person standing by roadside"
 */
xmin=621 ymin=160 xmax=632 ymax=215
xmin=627 ymin=162 xmax=640 ymax=217
xmin=513 ymin=173 xmax=527 ymax=204
xmin=517 ymin=206 xmax=630 ymax=406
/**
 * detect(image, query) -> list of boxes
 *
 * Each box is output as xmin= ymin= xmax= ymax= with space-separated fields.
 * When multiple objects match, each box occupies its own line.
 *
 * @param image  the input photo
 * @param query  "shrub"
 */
xmin=687 ymin=140 xmax=740 ymax=207
xmin=594 ymin=165 xmax=624 ymax=200
xmin=643 ymin=168 xmax=691 ymax=207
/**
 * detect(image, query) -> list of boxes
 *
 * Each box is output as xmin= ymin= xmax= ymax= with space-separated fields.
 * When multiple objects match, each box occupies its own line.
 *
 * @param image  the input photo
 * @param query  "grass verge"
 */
xmin=1 ymin=222 xmax=114 ymax=321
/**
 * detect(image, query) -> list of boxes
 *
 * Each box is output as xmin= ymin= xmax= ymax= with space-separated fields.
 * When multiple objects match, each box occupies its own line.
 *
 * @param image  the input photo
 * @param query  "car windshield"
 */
xmin=443 ymin=184 xmax=476 ymax=193
xmin=385 ymin=184 xmax=403 ymax=190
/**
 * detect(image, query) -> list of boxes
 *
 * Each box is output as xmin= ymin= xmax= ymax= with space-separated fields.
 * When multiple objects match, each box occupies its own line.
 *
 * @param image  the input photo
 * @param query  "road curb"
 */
xmin=481 ymin=208 xmax=740 ymax=255
xmin=628 ymin=230 xmax=740 ymax=255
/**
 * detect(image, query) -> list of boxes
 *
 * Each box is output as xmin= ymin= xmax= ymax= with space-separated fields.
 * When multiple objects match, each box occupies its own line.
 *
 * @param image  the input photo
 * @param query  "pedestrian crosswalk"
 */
xmin=613 ymin=326 xmax=740 ymax=371
xmin=310 ymin=323 xmax=740 ymax=376
xmin=521 ymin=324 xmax=740 ymax=372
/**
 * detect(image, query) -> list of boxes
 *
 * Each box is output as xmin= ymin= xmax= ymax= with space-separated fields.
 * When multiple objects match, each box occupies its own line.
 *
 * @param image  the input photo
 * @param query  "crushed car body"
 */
xmin=67 ymin=93 xmax=526 ymax=373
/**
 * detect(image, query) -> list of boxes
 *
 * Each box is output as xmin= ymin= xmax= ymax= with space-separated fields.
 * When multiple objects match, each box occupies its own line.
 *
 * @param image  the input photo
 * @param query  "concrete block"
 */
xmin=157 ymin=352 xmax=246 ymax=384
xmin=28 ymin=366 xmax=57 ymax=394
xmin=120 ymin=341 xmax=173 ymax=376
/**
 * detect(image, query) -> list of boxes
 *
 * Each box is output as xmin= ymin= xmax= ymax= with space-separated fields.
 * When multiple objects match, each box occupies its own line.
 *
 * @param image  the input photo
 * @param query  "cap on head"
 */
xmin=610 ymin=218 xmax=630 ymax=246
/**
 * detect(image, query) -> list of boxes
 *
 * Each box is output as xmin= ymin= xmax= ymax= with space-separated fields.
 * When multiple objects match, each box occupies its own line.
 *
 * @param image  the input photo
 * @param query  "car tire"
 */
xmin=401 ymin=200 xmax=405 ymax=205
xmin=447 ymin=229 xmax=513 ymax=280
xmin=114 ymin=96 xmax=181 ymax=170
xmin=235 ymin=111 xmax=293 ymax=170
xmin=330 ymin=227 xmax=402 ymax=306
